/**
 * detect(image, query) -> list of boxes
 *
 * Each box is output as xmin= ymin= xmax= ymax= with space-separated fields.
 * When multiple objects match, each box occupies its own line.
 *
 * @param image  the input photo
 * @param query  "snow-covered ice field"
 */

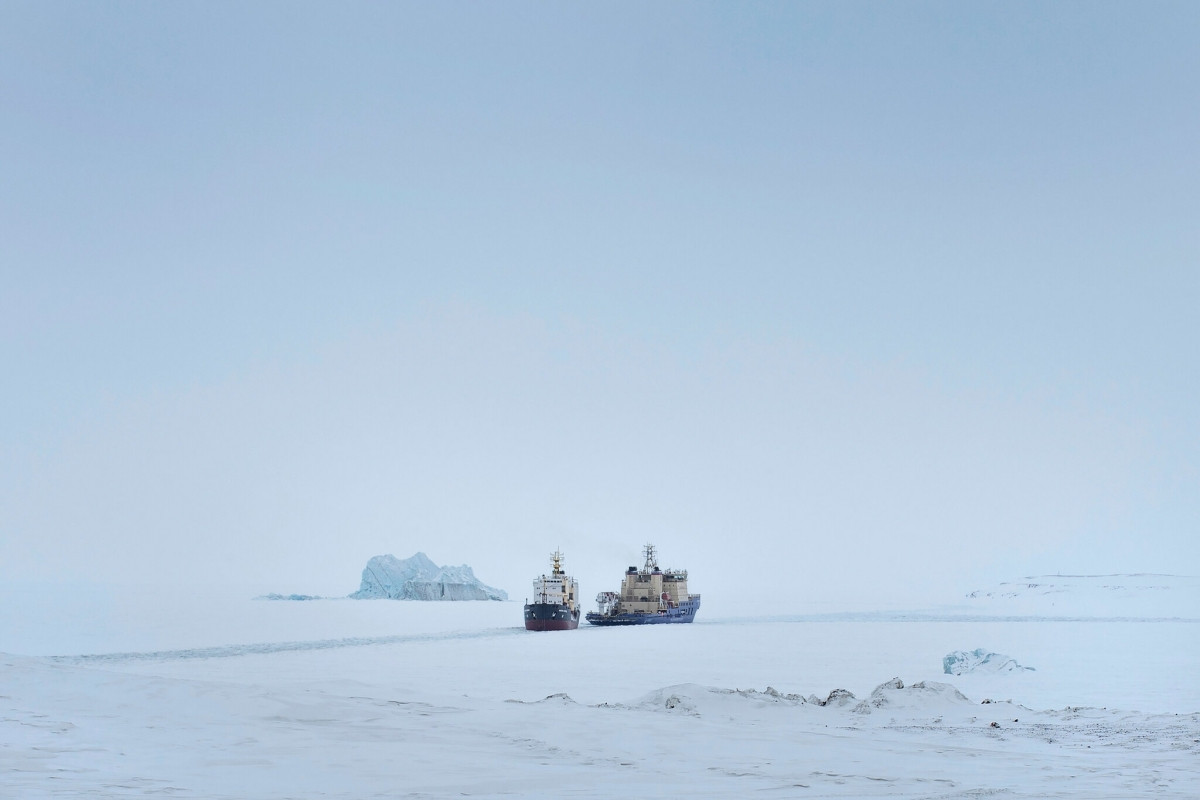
xmin=4 ymin=583 xmax=1199 ymax=798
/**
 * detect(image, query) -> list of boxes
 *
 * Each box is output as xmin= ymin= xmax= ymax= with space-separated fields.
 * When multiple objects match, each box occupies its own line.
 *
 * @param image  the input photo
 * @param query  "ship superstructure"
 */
xmin=523 ymin=549 xmax=580 ymax=631
xmin=586 ymin=544 xmax=700 ymax=626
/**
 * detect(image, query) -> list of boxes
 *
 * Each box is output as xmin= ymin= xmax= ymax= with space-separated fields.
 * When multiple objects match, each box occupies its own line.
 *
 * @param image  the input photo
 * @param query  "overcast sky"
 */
xmin=2 ymin=2 xmax=1196 ymax=610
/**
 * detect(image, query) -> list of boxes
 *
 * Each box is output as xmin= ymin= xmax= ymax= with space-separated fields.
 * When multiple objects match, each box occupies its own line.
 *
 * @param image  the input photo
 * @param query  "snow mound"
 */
xmin=506 ymin=693 xmax=577 ymax=705
xmin=633 ymin=684 xmax=705 ymax=715
xmin=852 ymin=678 xmax=972 ymax=715
xmin=630 ymin=680 xmax=976 ymax=719
xmin=808 ymin=688 xmax=858 ymax=707
xmin=631 ymin=684 xmax=808 ymax=716
xmin=943 ymin=648 xmax=1035 ymax=675
xmin=350 ymin=552 xmax=508 ymax=601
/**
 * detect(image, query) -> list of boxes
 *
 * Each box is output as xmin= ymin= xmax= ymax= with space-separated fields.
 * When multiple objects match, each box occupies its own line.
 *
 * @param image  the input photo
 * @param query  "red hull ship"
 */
xmin=524 ymin=550 xmax=580 ymax=631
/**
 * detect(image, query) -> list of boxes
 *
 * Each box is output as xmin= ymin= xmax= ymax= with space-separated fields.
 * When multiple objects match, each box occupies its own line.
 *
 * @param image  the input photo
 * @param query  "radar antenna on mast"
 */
xmin=643 ymin=543 xmax=658 ymax=571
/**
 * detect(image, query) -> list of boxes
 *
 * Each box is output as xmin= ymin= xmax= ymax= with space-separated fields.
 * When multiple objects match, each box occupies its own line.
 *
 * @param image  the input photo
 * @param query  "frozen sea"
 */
xmin=3 ymin=581 xmax=1198 ymax=798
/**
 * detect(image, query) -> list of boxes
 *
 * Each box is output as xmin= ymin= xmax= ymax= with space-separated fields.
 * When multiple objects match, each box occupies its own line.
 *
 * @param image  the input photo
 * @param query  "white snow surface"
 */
xmin=3 ymin=580 xmax=1199 ymax=798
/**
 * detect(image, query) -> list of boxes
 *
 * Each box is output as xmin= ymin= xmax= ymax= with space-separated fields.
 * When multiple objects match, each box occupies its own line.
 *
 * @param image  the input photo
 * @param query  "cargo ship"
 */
xmin=585 ymin=544 xmax=700 ymax=626
xmin=523 ymin=549 xmax=580 ymax=631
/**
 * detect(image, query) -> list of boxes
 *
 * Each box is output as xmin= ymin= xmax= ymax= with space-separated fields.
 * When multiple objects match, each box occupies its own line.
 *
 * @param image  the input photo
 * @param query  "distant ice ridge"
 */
xmin=943 ymin=648 xmax=1035 ymax=675
xmin=350 ymin=552 xmax=508 ymax=601
xmin=963 ymin=573 xmax=1200 ymax=618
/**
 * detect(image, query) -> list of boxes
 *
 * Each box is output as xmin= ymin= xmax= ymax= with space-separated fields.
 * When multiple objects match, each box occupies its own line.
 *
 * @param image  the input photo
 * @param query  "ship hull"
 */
xmin=524 ymin=602 xmax=580 ymax=631
xmin=586 ymin=596 xmax=701 ymax=626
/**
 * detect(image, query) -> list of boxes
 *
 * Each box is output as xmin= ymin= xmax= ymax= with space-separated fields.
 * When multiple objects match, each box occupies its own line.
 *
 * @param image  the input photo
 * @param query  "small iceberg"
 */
xmin=943 ymin=648 xmax=1035 ymax=675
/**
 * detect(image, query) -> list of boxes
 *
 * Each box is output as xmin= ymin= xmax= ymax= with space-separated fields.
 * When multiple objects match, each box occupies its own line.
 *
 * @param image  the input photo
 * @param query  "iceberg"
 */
xmin=943 ymin=648 xmax=1035 ymax=675
xmin=350 ymin=552 xmax=508 ymax=601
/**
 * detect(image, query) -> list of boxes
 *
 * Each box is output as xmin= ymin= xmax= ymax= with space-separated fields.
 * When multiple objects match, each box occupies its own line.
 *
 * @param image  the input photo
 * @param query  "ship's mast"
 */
xmin=643 ymin=543 xmax=658 ymax=571
xmin=551 ymin=549 xmax=564 ymax=576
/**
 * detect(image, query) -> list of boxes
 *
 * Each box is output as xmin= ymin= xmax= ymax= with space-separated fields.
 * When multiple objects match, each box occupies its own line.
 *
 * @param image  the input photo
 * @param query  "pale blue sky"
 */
xmin=2 ymin=2 xmax=1196 ymax=606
